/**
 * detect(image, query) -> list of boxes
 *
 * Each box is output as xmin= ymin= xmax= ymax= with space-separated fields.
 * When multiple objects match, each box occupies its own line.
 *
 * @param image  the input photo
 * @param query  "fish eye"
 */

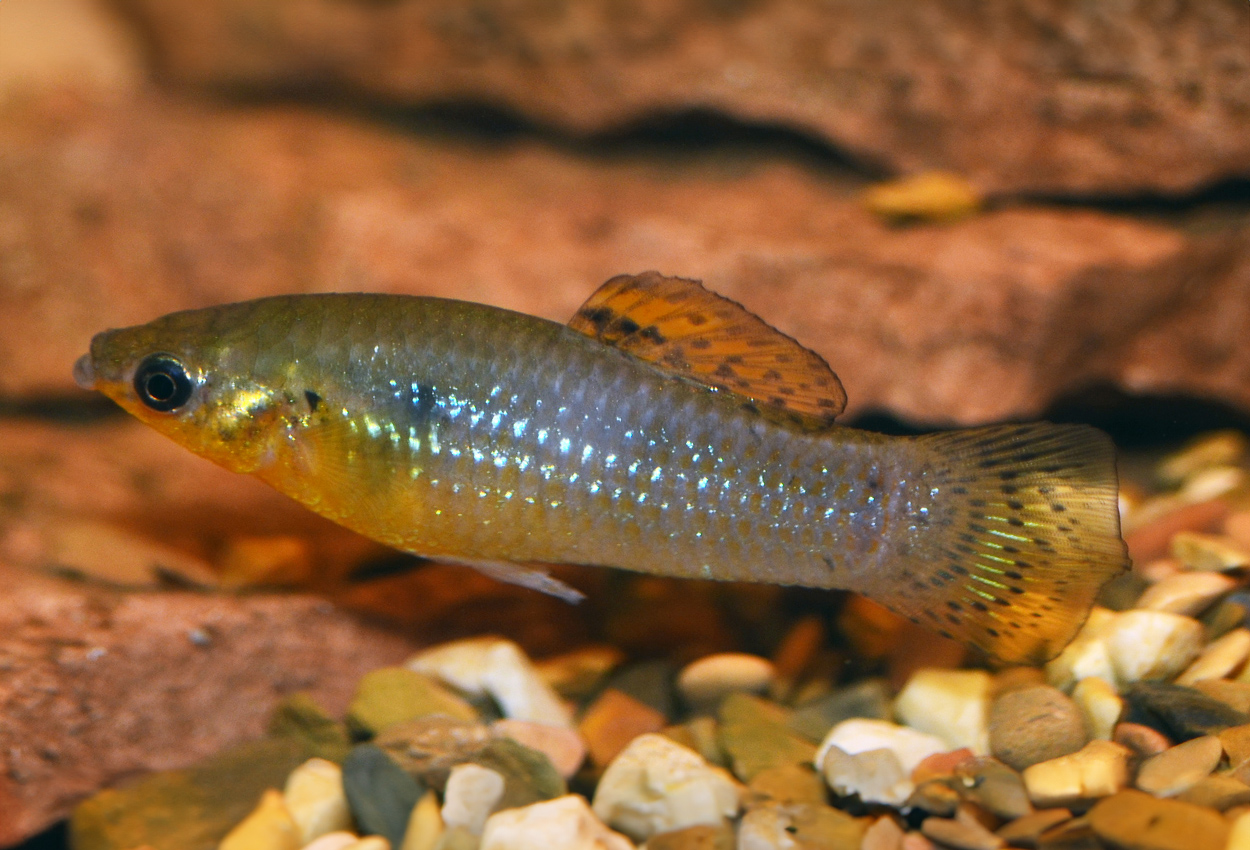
xmin=134 ymin=354 xmax=194 ymax=412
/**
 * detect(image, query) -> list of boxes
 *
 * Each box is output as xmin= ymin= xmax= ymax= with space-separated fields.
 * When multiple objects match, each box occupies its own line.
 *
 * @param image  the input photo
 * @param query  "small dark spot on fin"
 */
xmin=304 ymin=390 xmax=322 ymax=412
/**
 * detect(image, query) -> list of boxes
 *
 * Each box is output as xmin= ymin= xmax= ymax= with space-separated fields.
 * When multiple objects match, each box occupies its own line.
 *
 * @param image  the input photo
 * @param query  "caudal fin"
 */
xmin=871 ymin=423 xmax=1129 ymax=665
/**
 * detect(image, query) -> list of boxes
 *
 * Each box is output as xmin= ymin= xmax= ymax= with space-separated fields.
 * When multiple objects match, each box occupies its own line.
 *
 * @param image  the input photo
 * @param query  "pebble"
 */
xmin=1019 ymin=740 xmax=1131 ymax=807
xmin=409 ymin=637 xmax=574 ymax=728
xmin=1135 ymin=735 xmax=1224 ymax=797
xmin=736 ymin=803 xmax=867 ymax=850
xmin=480 ymin=794 xmax=635 ymax=850
xmin=1196 ymin=680 xmax=1250 ymax=714
xmin=374 ymin=717 xmax=494 ymax=790
xmin=1113 ymin=723 xmax=1172 ymax=759
xmin=1172 ymin=531 xmax=1250 ymax=571
xmin=1071 ymin=677 xmax=1123 ymax=741
xmin=1177 ymin=627 xmax=1250 ymax=685
xmin=1087 ymin=788 xmax=1230 ymax=850
xmin=1223 ymin=724 xmax=1250 ymax=764
xmin=1123 ymin=681 xmax=1250 ymax=740
xmin=993 ymin=808 xmax=1071 ymax=847
xmin=534 ymin=645 xmax=625 ymax=701
xmin=823 ymin=745 xmax=913 ymax=807
xmin=341 ymin=744 xmax=425 ymax=849
xmin=676 ymin=653 xmax=775 ymax=711
xmin=769 ymin=616 xmax=826 ymax=688
xmin=1202 ymin=598 xmax=1249 ymax=640
xmin=816 ymin=718 xmax=947 ymax=775
xmin=1105 ymin=610 xmax=1206 ymax=685
xmin=268 ymin=694 xmax=353 ymax=764
xmin=1229 ymin=511 xmax=1250 ymax=549
xmin=920 ymin=808 xmax=1004 ymax=850
xmin=1135 ymin=570 xmax=1238 ymax=616
xmin=745 ymin=763 xmax=827 ymax=807
xmin=1179 ymin=466 xmax=1246 ymax=505
xmin=1230 ymin=810 xmax=1250 ymax=850
xmin=1045 ymin=608 xmax=1119 ymax=691
xmin=1157 ymin=431 xmax=1247 ymax=486
xmin=1175 ymin=774 xmax=1250 ymax=811
xmin=894 ymin=669 xmax=991 ymax=754
xmin=860 ymin=816 xmax=905 ymax=850
xmin=492 ymin=719 xmax=586 ymax=779
xmin=346 ymin=839 xmax=390 ymax=850
xmin=304 ymin=833 xmax=360 ymax=850
xmin=786 ymin=679 xmax=891 ymax=742
xmin=468 ymin=737 xmax=567 ymax=811
xmin=579 ymin=688 xmax=669 ymax=768
xmin=216 ymin=534 xmax=314 ymax=588
xmin=219 ymin=789 xmax=301 ymax=850
xmin=283 ymin=758 xmax=352 ymax=845
xmin=400 ymin=791 xmax=443 ymax=850
xmin=347 ymin=667 xmax=478 ymax=737
xmin=440 ymin=764 xmax=506 ymax=835
xmin=602 ymin=660 xmax=678 ymax=719
xmin=954 ymin=758 xmax=1033 ymax=821
xmin=591 ymin=733 xmax=741 ymax=841
xmin=717 ymin=694 xmax=816 ymax=782
xmin=432 ymin=827 xmax=479 ymax=850
xmin=663 ymin=716 xmax=727 ymax=768
xmin=639 ymin=823 xmax=735 ymax=849
xmin=988 ymin=685 xmax=1087 ymax=771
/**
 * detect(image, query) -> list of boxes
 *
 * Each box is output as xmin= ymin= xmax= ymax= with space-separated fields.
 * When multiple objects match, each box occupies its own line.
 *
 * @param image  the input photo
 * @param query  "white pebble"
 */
xmin=441 ymin=763 xmax=506 ymax=835
xmin=1135 ymin=570 xmax=1237 ymax=616
xmin=1105 ymin=610 xmax=1205 ymax=684
xmin=591 ymin=733 xmax=740 ymax=841
xmin=676 ymin=653 xmax=776 ymax=710
xmin=893 ymin=668 xmax=991 ymax=754
xmin=1179 ymin=466 xmax=1246 ymax=504
xmin=814 ymin=719 xmax=948 ymax=776
xmin=821 ymin=745 xmax=911 ymax=806
xmin=1070 ymin=677 xmax=1122 ymax=741
xmin=481 ymin=795 xmax=635 ymax=850
xmin=1046 ymin=608 xmax=1118 ymax=691
xmin=283 ymin=758 xmax=351 ymax=845
xmin=737 ymin=806 xmax=798 ymax=850
xmin=409 ymin=636 xmax=573 ymax=728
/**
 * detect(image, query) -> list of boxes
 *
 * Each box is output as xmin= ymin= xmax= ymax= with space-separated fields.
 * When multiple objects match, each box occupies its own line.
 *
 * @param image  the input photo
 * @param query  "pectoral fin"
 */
xmin=443 ymin=557 xmax=586 ymax=603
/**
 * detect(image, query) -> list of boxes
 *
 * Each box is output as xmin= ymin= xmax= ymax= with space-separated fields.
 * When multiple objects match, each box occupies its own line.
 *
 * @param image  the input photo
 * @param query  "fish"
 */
xmin=74 ymin=272 xmax=1128 ymax=663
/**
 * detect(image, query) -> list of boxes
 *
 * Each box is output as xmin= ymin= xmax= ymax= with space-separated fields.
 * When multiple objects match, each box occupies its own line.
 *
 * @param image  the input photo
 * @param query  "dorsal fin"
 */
xmin=568 ymin=272 xmax=846 ymax=429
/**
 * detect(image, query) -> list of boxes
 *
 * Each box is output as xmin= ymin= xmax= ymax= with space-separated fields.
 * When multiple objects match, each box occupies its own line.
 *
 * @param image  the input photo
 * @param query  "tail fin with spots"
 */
xmin=873 ymin=423 xmax=1129 ymax=665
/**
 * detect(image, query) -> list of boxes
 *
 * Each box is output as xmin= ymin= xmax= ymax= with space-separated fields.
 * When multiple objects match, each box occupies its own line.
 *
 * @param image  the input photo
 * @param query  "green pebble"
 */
xmin=268 ymin=692 xmax=351 ymax=762
xmin=787 ymin=679 xmax=890 ymax=742
xmin=470 ymin=737 xmax=567 ymax=809
xmin=347 ymin=667 xmax=479 ymax=737
xmin=70 ymin=736 xmax=314 ymax=850
xmin=718 ymin=693 xmax=816 ymax=782
xmin=342 ymin=743 xmax=425 ymax=847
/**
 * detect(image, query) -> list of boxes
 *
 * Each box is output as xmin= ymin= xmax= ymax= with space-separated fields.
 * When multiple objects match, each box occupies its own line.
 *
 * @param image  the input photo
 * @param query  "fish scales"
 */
xmin=75 ymin=273 xmax=1129 ymax=663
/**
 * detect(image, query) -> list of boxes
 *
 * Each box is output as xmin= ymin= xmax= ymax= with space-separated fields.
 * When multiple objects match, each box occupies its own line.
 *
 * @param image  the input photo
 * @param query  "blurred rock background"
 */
xmin=0 ymin=0 xmax=1248 ymax=845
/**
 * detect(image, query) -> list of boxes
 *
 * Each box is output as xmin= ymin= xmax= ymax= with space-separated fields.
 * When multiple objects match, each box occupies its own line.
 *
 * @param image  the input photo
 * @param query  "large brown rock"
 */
xmin=109 ymin=0 xmax=1250 ymax=196
xmin=0 ymin=560 xmax=419 ymax=847
xmin=3 ymin=91 xmax=1249 ymax=424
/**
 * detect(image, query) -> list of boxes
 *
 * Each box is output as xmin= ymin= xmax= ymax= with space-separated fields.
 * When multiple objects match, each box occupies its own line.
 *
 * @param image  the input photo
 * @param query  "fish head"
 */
xmin=75 ymin=302 xmax=291 ymax=474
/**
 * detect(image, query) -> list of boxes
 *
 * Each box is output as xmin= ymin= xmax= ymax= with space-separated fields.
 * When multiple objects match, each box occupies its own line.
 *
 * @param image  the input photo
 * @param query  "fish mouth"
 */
xmin=73 ymin=354 xmax=97 ymax=390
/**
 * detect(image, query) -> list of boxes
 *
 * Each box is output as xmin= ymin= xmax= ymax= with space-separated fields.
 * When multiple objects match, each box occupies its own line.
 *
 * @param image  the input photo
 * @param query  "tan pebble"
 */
xmin=641 ymin=823 xmax=735 ymax=849
xmin=1105 ymin=610 xmax=1205 ymax=684
xmin=862 ymin=171 xmax=982 ymax=223
xmin=1113 ymin=722 xmax=1172 ymax=759
xmin=746 ymin=763 xmax=827 ymax=807
xmin=954 ymin=758 xmax=1033 ymax=822
xmin=1175 ymin=774 xmax=1250 ymax=811
xmin=1173 ymin=531 xmax=1250 ymax=571
xmin=1137 ymin=557 xmax=1183 ymax=583
xmin=911 ymin=748 xmax=975 ymax=784
xmin=920 ymin=810 xmax=1004 ymax=850
xmin=1071 ymin=677 xmax=1122 ymax=741
xmin=677 ymin=653 xmax=775 ymax=710
xmin=1135 ymin=735 xmax=1223 ymax=797
xmin=769 ymin=615 xmax=825 ymax=685
xmin=217 ymin=535 xmax=313 ymax=588
xmin=1126 ymin=497 xmax=1230 ymax=562
xmin=906 ymin=779 xmax=960 ymax=817
xmin=1229 ymin=809 xmax=1250 ymax=850
xmin=304 ymin=833 xmax=360 ymax=850
xmin=1158 ymin=431 xmax=1247 ymax=485
xmin=400 ymin=790 xmax=443 ymax=850
xmin=1220 ymin=724 xmax=1250 ymax=764
xmin=219 ymin=789 xmax=300 ymax=850
xmin=1226 ymin=511 xmax=1250 ymax=549
xmin=579 ymin=688 xmax=668 ymax=767
xmin=1088 ymin=788 xmax=1229 ymax=850
xmin=901 ymin=833 xmax=936 ymax=850
xmin=283 ymin=758 xmax=351 ymax=845
xmin=1020 ymin=740 xmax=1130 ymax=807
xmin=492 ymin=719 xmax=585 ymax=779
xmin=861 ymin=815 xmax=906 ymax=850
xmin=993 ymin=808 xmax=1071 ymax=846
xmin=1177 ymin=628 xmax=1250 ymax=685
xmin=346 ymin=839 xmax=390 ymax=850
xmin=1180 ymin=465 xmax=1246 ymax=504
xmin=534 ymin=645 xmax=624 ymax=701
xmin=1136 ymin=570 xmax=1237 ymax=616
xmin=894 ymin=668 xmax=992 ymax=754
xmin=1045 ymin=608 xmax=1118 ymax=691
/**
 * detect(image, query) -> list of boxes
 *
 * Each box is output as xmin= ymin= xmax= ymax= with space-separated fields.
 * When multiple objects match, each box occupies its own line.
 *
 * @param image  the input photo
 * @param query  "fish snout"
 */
xmin=73 ymin=353 xmax=97 ymax=390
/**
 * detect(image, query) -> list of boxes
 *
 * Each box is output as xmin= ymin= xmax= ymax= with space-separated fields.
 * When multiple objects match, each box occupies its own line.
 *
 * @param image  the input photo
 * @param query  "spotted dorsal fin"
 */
xmin=568 ymin=272 xmax=846 ymax=429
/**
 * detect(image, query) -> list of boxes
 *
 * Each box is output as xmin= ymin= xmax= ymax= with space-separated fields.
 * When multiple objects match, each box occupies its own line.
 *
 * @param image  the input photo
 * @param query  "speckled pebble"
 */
xmin=1071 ymin=677 xmax=1122 ymax=741
xmin=1137 ymin=570 xmax=1237 ymax=616
xmin=676 ymin=653 xmax=775 ymax=711
xmin=988 ymin=685 xmax=1087 ymax=771
xmin=441 ymin=764 xmax=506 ymax=836
xmin=894 ymin=669 xmax=991 ymax=754
xmin=374 ymin=717 xmax=494 ymax=791
xmin=409 ymin=637 xmax=573 ymax=728
xmin=1176 ymin=627 xmax=1250 ymax=685
xmin=591 ymin=733 xmax=741 ymax=842
xmin=1105 ymin=610 xmax=1206 ymax=685
xmin=492 ymin=719 xmax=586 ymax=779
xmin=480 ymin=795 xmax=635 ymax=850
xmin=1135 ymin=735 xmax=1223 ymax=797
xmin=218 ymin=789 xmax=300 ymax=850
xmin=1020 ymin=740 xmax=1131 ymax=807
xmin=283 ymin=758 xmax=352 ymax=845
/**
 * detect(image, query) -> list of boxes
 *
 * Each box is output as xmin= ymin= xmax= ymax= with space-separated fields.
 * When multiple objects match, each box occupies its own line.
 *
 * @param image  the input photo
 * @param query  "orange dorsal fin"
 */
xmin=568 ymin=272 xmax=846 ymax=429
